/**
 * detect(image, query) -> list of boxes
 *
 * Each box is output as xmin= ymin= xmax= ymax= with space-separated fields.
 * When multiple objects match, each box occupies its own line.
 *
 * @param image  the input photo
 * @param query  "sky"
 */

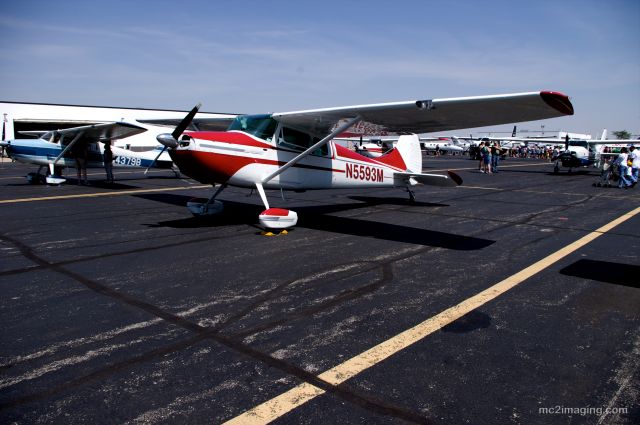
xmin=1 ymin=0 xmax=639 ymax=137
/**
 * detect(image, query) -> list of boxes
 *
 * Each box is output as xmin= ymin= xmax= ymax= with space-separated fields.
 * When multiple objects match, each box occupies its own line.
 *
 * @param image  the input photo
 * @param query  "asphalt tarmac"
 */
xmin=0 ymin=155 xmax=638 ymax=425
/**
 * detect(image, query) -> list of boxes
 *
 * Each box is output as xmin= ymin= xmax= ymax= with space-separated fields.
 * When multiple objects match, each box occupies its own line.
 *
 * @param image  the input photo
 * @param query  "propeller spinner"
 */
xmin=156 ymin=102 xmax=202 ymax=148
xmin=145 ymin=103 xmax=201 ymax=174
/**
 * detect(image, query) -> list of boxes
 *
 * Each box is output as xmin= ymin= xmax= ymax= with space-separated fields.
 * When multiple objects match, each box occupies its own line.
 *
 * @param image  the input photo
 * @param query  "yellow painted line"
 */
xmin=0 ymin=168 xmax=172 ymax=181
xmin=0 ymin=185 xmax=210 ymax=204
xmin=224 ymin=206 xmax=640 ymax=424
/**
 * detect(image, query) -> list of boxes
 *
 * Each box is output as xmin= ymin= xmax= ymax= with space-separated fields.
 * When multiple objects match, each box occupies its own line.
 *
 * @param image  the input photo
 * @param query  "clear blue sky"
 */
xmin=1 ymin=0 xmax=638 ymax=137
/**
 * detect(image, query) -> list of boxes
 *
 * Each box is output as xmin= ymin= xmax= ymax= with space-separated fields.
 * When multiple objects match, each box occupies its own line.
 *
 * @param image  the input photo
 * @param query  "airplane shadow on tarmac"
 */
xmin=441 ymin=310 xmax=492 ymax=333
xmin=136 ymin=193 xmax=494 ymax=251
xmin=560 ymin=259 xmax=640 ymax=288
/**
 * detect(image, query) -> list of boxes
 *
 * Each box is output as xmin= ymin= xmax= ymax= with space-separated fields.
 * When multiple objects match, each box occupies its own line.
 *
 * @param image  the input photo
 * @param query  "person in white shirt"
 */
xmin=614 ymin=147 xmax=632 ymax=188
xmin=628 ymin=146 xmax=639 ymax=186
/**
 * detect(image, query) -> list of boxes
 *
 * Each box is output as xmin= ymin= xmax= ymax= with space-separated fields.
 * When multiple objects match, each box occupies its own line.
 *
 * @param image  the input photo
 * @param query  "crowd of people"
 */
xmin=473 ymin=140 xmax=639 ymax=190
xmin=611 ymin=146 xmax=639 ymax=189
xmin=504 ymin=145 xmax=562 ymax=160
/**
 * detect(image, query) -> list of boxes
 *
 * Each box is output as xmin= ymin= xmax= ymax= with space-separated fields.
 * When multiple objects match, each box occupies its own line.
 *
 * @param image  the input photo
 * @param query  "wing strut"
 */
xmin=261 ymin=116 xmax=362 ymax=185
xmin=51 ymin=131 xmax=84 ymax=166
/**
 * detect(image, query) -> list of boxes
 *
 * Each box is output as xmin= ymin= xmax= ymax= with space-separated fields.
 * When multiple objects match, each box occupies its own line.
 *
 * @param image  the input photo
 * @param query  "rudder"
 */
xmin=395 ymin=134 xmax=422 ymax=173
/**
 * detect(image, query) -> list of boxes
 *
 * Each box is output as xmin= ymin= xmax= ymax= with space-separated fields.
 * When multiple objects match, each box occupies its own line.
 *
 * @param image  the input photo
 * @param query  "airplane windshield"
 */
xmin=227 ymin=114 xmax=278 ymax=140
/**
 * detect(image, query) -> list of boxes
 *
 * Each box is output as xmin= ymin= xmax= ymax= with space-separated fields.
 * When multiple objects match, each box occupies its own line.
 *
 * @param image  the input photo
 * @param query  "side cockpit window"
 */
xmin=278 ymin=126 xmax=328 ymax=156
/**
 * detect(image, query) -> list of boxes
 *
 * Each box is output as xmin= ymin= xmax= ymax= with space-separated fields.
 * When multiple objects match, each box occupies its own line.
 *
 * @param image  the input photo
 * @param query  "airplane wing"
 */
xmin=46 ymin=122 xmax=147 ymax=166
xmin=261 ymin=91 xmax=572 ymax=184
xmin=138 ymin=117 xmax=235 ymax=132
xmin=56 ymin=121 xmax=147 ymax=144
xmin=501 ymin=138 xmax=640 ymax=145
xmin=18 ymin=130 xmax=49 ymax=137
xmin=273 ymin=91 xmax=573 ymax=136
xmin=587 ymin=139 xmax=640 ymax=144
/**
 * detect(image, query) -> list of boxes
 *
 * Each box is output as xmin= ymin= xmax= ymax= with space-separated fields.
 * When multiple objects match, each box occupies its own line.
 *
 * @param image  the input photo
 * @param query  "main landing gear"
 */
xmin=185 ymin=182 xmax=298 ymax=233
xmin=553 ymin=161 xmax=573 ymax=174
xmin=27 ymin=164 xmax=66 ymax=185
xmin=407 ymin=187 xmax=416 ymax=204
xmin=186 ymin=183 xmax=226 ymax=216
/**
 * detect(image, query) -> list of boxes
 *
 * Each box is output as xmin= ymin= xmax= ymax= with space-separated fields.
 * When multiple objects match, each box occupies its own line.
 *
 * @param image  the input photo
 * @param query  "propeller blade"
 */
xmin=172 ymin=103 xmax=202 ymax=140
xmin=144 ymin=146 xmax=167 ymax=175
xmin=565 ymin=134 xmax=569 ymax=151
xmin=156 ymin=103 xmax=202 ymax=150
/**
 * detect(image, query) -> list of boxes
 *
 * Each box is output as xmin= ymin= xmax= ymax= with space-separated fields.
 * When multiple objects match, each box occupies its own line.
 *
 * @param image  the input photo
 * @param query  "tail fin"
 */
xmin=397 ymin=135 xmax=422 ymax=172
xmin=511 ymin=125 xmax=517 ymax=137
xmin=377 ymin=134 xmax=422 ymax=172
xmin=600 ymin=129 xmax=607 ymax=140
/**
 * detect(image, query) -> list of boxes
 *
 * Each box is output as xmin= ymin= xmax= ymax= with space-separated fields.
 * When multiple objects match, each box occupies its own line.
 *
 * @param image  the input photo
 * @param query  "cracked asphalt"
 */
xmin=1 ymin=156 xmax=638 ymax=424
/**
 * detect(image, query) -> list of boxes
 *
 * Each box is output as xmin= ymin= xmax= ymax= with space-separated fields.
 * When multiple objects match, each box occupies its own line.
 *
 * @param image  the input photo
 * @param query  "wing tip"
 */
xmin=447 ymin=170 xmax=464 ymax=186
xmin=540 ymin=91 xmax=574 ymax=116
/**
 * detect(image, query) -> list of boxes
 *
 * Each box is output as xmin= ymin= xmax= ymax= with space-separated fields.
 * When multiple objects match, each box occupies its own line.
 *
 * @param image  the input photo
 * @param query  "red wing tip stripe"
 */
xmin=540 ymin=91 xmax=574 ymax=116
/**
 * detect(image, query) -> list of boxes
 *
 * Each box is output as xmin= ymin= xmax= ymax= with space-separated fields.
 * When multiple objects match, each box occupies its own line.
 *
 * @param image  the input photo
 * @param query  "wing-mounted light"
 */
xmin=416 ymin=100 xmax=435 ymax=110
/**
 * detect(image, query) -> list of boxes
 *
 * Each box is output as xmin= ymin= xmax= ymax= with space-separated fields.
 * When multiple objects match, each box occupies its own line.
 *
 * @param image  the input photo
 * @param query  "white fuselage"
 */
xmin=169 ymin=130 xmax=410 ymax=191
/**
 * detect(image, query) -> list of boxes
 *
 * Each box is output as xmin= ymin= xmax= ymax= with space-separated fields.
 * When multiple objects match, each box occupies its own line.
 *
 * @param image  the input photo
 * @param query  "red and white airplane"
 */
xmin=156 ymin=91 xmax=574 ymax=229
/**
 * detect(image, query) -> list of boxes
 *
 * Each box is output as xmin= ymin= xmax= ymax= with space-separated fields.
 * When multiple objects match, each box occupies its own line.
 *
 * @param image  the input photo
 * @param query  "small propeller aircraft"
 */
xmin=155 ymin=91 xmax=574 ymax=229
xmin=462 ymin=128 xmax=640 ymax=173
xmin=0 ymin=122 xmax=175 ymax=184
xmin=351 ymin=138 xmax=396 ymax=158
xmin=548 ymin=131 xmax=640 ymax=173
xmin=552 ymin=135 xmax=595 ymax=173
xmin=420 ymin=138 xmax=465 ymax=155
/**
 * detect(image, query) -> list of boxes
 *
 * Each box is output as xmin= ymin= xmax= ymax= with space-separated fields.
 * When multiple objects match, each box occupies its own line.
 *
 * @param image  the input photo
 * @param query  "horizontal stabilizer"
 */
xmin=394 ymin=170 xmax=463 ymax=187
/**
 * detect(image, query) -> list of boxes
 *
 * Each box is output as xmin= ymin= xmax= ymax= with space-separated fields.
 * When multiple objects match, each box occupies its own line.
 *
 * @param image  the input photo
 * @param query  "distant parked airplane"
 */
xmin=1 ymin=122 xmax=174 ymax=184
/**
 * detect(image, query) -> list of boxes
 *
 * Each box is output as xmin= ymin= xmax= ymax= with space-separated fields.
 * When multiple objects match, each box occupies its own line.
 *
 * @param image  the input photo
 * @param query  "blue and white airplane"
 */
xmin=0 ymin=121 xmax=174 ymax=184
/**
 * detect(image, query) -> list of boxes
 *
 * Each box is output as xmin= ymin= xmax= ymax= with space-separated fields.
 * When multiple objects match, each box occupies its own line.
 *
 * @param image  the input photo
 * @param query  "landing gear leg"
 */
xmin=407 ymin=187 xmax=416 ymax=204
xmin=186 ymin=183 xmax=226 ymax=216
xmin=207 ymin=183 xmax=227 ymax=205
xmin=27 ymin=165 xmax=47 ymax=184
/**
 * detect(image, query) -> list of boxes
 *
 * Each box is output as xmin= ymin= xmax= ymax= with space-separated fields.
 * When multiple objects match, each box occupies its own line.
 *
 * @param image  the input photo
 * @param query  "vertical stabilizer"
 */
xmin=395 ymin=134 xmax=422 ymax=173
xmin=600 ymin=129 xmax=607 ymax=140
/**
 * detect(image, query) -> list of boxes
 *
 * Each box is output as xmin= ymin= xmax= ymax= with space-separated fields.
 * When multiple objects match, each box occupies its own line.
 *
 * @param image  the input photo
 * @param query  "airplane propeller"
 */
xmin=564 ymin=134 xmax=569 ymax=151
xmin=145 ymin=103 xmax=201 ymax=175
